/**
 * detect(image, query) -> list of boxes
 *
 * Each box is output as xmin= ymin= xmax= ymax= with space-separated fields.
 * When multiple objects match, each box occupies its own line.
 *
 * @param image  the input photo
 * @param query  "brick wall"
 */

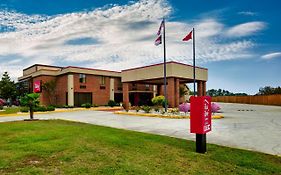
xmin=128 ymin=83 xmax=153 ymax=91
xmin=33 ymin=75 xmax=56 ymax=106
xmin=31 ymin=73 xmax=158 ymax=107
xmin=73 ymin=74 xmax=110 ymax=105
xmin=55 ymin=75 xmax=68 ymax=106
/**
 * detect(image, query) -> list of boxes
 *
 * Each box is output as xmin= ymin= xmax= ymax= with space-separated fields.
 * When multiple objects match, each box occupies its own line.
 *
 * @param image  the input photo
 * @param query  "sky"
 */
xmin=0 ymin=0 xmax=280 ymax=95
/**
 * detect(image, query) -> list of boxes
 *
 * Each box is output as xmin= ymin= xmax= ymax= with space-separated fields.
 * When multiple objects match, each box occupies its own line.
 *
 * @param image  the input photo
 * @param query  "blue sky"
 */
xmin=0 ymin=0 xmax=280 ymax=94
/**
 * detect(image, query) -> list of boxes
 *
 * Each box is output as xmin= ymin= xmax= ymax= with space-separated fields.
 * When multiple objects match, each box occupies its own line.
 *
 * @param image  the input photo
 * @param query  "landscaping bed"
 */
xmin=114 ymin=110 xmax=223 ymax=119
xmin=0 ymin=120 xmax=280 ymax=174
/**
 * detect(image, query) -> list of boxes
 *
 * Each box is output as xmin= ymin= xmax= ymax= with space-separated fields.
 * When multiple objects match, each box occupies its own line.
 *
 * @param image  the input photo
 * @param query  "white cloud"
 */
xmin=0 ymin=0 xmax=266 ymax=80
xmin=261 ymin=52 xmax=281 ymax=60
xmin=225 ymin=22 xmax=266 ymax=37
xmin=238 ymin=11 xmax=257 ymax=16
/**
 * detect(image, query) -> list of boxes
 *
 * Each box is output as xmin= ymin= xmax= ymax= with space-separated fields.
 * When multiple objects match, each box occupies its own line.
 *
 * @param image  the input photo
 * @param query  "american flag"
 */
xmin=155 ymin=35 xmax=162 ymax=46
xmin=157 ymin=20 xmax=164 ymax=36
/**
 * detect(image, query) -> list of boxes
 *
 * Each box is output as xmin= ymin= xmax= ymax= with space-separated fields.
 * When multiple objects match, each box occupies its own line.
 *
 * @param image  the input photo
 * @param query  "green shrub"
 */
xmin=130 ymin=106 xmax=140 ymax=112
xmin=20 ymin=107 xmax=29 ymax=113
xmin=168 ymin=108 xmax=179 ymax=114
xmin=152 ymin=95 xmax=168 ymax=108
xmin=34 ymin=106 xmax=47 ymax=112
xmin=141 ymin=105 xmax=151 ymax=113
xmin=154 ymin=106 xmax=160 ymax=112
xmin=53 ymin=105 xmax=63 ymax=108
xmin=20 ymin=105 xmax=55 ymax=112
xmin=0 ymin=105 xmax=3 ymax=110
xmin=135 ymin=106 xmax=140 ymax=112
xmin=81 ymin=103 xmax=92 ymax=108
xmin=63 ymin=105 xmax=74 ymax=108
xmin=162 ymin=99 xmax=168 ymax=108
xmin=92 ymin=104 xmax=98 ymax=107
xmin=152 ymin=95 xmax=165 ymax=106
xmin=108 ymin=100 xmax=117 ymax=107
xmin=46 ymin=106 xmax=55 ymax=111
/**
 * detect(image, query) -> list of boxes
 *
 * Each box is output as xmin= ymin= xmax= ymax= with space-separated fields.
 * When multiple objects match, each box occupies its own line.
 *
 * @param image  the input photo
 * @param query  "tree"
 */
xmin=179 ymin=84 xmax=189 ymax=97
xmin=274 ymin=86 xmax=281 ymax=94
xmin=20 ymin=93 xmax=40 ymax=120
xmin=42 ymin=80 xmax=56 ymax=105
xmin=0 ymin=72 xmax=17 ymax=100
xmin=207 ymin=89 xmax=216 ymax=96
xmin=257 ymin=86 xmax=281 ymax=95
xmin=15 ymin=81 xmax=29 ymax=98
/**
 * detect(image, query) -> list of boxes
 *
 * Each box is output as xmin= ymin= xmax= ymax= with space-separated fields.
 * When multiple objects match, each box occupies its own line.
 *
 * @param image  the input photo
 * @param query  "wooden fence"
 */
xmin=211 ymin=95 xmax=281 ymax=106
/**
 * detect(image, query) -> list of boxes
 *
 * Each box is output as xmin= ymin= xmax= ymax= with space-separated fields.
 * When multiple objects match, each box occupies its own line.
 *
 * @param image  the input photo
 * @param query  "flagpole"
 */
xmin=192 ymin=27 xmax=207 ymax=153
xmin=163 ymin=18 xmax=167 ymax=112
xmin=192 ymin=28 xmax=196 ymax=96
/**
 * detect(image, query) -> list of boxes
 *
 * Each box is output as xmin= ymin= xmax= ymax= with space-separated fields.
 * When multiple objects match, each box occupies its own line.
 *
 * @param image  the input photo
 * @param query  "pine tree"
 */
xmin=0 ymin=72 xmax=17 ymax=100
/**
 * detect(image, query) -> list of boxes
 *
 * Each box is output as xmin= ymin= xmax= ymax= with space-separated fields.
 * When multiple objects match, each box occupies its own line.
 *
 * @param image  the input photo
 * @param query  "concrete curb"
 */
xmin=0 ymin=107 xmax=122 ymax=117
xmin=114 ymin=111 xmax=224 ymax=119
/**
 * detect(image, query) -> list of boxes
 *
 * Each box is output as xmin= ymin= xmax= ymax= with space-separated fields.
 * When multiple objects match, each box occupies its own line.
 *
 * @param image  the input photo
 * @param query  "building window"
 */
xmin=79 ymin=74 xmax=86 ymax=83
xmin=132 ymin=83 xmax=137 ymax=90
xmin=80 ymin=85 xmax=86 ymax=89
xmin=100 ymin=76 xmax=105 ymax=85
xmin=99 ymin=76 xmax=106 ymax=90
xmin=145 ymin=84 xmax=150 ymax=90
xmin=117 ymin=81 xmax=122 ymax=91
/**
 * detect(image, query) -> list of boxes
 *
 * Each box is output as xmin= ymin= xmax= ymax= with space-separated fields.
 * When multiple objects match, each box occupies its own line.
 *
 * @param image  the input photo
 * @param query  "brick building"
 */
xmin=18 ymin=61 xmax=208 ymax=108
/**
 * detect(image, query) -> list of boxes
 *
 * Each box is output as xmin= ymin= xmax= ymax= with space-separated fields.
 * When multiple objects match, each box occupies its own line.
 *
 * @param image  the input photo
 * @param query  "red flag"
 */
xmin=182 ymin=31 xmax=192 ymax=41
xmin=155 ymin=35 xmax=162 ymax=46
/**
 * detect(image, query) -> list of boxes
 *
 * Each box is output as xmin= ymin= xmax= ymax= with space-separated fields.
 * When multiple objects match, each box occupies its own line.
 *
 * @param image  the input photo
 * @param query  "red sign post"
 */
xmin=190 ymin=96 xmax=212 ymax=153
xmin=33 ymin=80 xmax=42 ymax=93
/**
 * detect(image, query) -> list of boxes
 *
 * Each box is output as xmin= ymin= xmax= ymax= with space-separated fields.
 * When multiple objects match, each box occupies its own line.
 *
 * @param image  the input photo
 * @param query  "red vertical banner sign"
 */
xmin=33 ymin=80 xmax=42 ymax=93
xmin=190 ymin=96 xmax=212 ymax=134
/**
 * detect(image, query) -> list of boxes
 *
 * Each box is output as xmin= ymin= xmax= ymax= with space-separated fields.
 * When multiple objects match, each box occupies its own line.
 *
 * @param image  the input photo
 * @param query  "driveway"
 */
xmin=0 ymin=103 xmax=280 ymax=156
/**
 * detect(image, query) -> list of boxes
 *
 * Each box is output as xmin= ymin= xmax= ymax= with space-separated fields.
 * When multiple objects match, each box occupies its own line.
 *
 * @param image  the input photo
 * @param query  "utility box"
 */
xmin=190 ymin=96 xmax=212 ymax=134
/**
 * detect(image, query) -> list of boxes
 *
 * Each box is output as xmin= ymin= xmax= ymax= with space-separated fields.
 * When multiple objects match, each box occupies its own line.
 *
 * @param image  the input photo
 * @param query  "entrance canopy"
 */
xmin=121 ymin=61 xmax=208 ymax=109
xmin=121 ymin=61 xmax=208 ymax=84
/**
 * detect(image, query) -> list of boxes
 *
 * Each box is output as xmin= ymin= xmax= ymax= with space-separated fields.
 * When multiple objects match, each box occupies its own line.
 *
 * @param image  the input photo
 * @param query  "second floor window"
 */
xmin=145 ymin=84 xmax=150 ymax=90
xmin=132 ymin=83 xmax=137 ymax=90
xmin=79 ymin=74 xmax=86 ymax=83
xmin=100 ymin=76 xmax=105 ymax=85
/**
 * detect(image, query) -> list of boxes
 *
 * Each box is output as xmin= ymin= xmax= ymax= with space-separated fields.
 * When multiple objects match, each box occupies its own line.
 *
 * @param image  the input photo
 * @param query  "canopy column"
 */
xmin=122 ymin=83 xmax=129 ymax=110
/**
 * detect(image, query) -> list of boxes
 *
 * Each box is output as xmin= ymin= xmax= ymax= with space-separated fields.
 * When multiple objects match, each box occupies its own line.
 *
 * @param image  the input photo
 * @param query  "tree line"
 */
xmin=257 ymin=86 xmax=281 ymax=95
xmin=206 ymin=89 xmax=248 ymax=97
xmin=207 ymin=86 xmax=281 ymax=97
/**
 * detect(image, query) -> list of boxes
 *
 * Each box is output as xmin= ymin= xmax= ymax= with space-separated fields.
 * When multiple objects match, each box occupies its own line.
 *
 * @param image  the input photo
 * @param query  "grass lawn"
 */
xmin=0 ymin=107 xmax=20 ymax=115
xmin=0 ymin=120 xmax=280 ymax=175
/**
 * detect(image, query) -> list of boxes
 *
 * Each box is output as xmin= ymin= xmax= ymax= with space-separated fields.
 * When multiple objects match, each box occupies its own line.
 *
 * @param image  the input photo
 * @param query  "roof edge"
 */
xmin=23 ymin=64 xmax=63 ymax=71
xmin=64 ymin=66 xmax=121 ymax=74
xmin=121 ymin=61 xmax=208 ymax=72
